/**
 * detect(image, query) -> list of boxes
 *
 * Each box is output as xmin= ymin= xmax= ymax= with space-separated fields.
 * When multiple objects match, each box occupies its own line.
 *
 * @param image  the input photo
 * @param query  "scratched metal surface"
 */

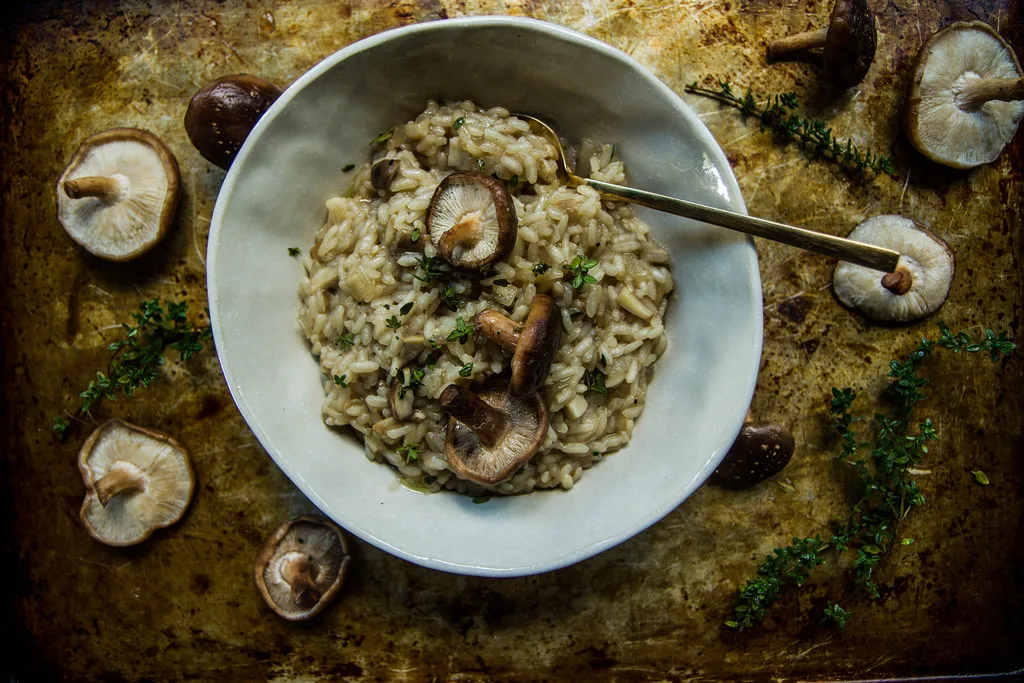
xmin=1 ymin=0 xmax=1022 ymax=680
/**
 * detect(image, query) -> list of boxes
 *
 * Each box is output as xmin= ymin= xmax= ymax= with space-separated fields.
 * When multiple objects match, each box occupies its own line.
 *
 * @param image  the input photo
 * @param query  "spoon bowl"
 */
xmin=519 ymin=114 xmax=901 ymax=273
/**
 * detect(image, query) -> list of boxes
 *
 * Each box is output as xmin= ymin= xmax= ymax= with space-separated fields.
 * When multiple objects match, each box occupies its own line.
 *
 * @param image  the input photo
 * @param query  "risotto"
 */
xmin=297 ymin=101 xmax=673 ymax=495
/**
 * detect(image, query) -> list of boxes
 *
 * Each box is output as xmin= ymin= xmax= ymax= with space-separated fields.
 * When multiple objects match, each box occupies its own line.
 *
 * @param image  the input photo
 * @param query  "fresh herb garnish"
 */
xmin=447 ymin=317 xmax=473 ymax=344
xmin=566 ymin=255 xmax=598 ymax=290
xmin=824 ymin=603 xmax=853 ymax=629
xmin=972 ymin=470 xmax=990 ymax=485
xmin=583 ymin=368 xmax=608 ymax=395
xmin=385 ymin=315 xmax=402 ymax=329
xmin=397 ymin=444 xmax=420 ymax=463
xmin=479 ymin=263 xmax=496 ymax=278
xmin=413 ymin=254 xmax=448 ymax=282
xmin=509 ymin=174 xmax=518 ymax=188
xmin=492 ymin=279 xmax=510 ymax=287
xmin=400 ymin=302 xmax=414 ymax=316
xmin=459 ymin=363 xmax=473 ymax=377
xmin=342 ymin=164 xmax=355 ymax=172
xmin=685 ymin=79 xmax=895 ymax=177
xmin=52 ymin=299 xmax=211 ymax=440
xmin=288 ymin=247 xmax=300 ymax=256
xmin=476 ymin=158 xmax=486 ymax=171
xmin=371 ymin=130 xmax=393 ymax=144
xmin=410 ymin=227 xmax=421 ymax=243
xmin=453 ymin=117 xmax=465 ymax=130
xmin=727 ymin=324 xmax=1015 ymax=630
xmin=532 ymin=263 xmax=551 ymax=276
xmin=440 ymin=283 xmax=461 ymax=312
xmin=336 ymin=333 xmax=355 ymax=346
xmin=472 ymin=496 xmax=490 ymax=504
xmin=333 ymin=374 xmax=349 ymax=388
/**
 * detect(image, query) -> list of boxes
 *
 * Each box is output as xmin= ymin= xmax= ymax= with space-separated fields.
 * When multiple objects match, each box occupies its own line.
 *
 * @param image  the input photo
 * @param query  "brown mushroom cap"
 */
xmin=766 ymin=0 xmax=876 ymax=89
xmin=476 ymin=294 xmax=563 ymax=398
xmin=56 ymin=128 xmax=181 ymax=261
xmin=78 ymin=420 xmax=194 ymax=546
xmin=388 ymin=376 xmax=415 ymax=422
xmin=427 ymin=172 xmax=518 ymax=270
xmin=905 ymin=21 xmax=1024 ymax=169
xmin=254 ymin=515 xmax=350 ymax=621
xmin=833 ymin=215 xmax=955 ymax=322
xmin=441 ymin=384 xmax=548 ymax=486
xmin=184 ymin=74 xmax=283 ymax=169
xmin=710 ymin=421 xmax=796 ymax=489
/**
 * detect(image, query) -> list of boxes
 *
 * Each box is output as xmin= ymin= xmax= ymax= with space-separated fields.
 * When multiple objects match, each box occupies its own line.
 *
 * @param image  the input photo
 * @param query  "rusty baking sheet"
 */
xmin=2 ymin=0 xmax=1021 ymax=680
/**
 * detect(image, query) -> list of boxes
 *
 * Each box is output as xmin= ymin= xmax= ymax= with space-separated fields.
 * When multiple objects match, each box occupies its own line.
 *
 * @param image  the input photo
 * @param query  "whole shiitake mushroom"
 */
xmin=184 ymin=74 xmax=283 ymax=169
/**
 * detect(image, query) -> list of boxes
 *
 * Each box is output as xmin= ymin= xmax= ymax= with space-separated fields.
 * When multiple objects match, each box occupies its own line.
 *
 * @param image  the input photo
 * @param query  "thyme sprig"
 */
xmin=728 ymin=324 xmax=1015 ymax=630
xmin=52 ymin=299 xmax=212 ymax=441
xmin=685 ymin=79 xmax=894 ymax=177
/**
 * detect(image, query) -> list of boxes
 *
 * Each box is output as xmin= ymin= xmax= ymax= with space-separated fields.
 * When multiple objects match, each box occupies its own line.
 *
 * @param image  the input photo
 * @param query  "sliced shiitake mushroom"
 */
xmin=441 ymin=383 xmax=548 ymax=486
xmin=476 ymin=294 xmax=562 ymax=398
xmin=184 ymin=74 xmax=283 ymax=169
xmin=427 ymin=172 xmax=518 ymax=270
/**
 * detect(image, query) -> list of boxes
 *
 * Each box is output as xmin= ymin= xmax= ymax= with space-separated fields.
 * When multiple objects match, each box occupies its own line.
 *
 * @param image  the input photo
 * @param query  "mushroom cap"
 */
xmin=905 ymin=21 xmax=1024 ymax=169
xmin=254 ymin=515 xmax=351 ymax=621
xmin=710 ymin=421 xmax=795 ymax=489
xmin=78 ymin=420 xmax=194 ymax=546
xmin=444 ymin=386 xmax=549 ymax=486
xmin=388 ymin=376 xmax=415 ymax=421
xmin=184 ymin=74 xmax=283 ymax=169
xmin=833 ymin=215 xmax=955 ymax=322
xmin=510 ymin=294 xmax=563 ymax=398
xmin=824 ymin=0 xmax=877 ymax=88
xmin=56 ymin=128 xmax=181 ymax=261
xmin=427 ymin=172 xmax=518 ymax=270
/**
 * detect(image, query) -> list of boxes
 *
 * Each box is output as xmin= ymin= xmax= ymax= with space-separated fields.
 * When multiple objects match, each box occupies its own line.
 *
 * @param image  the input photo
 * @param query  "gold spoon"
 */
xmin=519 ymin=115 xmax=900 ymax=273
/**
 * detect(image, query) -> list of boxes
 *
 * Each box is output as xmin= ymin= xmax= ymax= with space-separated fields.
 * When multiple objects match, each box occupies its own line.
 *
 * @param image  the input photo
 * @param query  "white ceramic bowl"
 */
xmin=208 ymin=16 xmax=762 ymax=576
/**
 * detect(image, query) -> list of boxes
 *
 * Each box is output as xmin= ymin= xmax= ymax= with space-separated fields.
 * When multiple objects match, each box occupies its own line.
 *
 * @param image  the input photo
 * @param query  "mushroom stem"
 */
xmin=94 ymin=468 xmax=145 ymax=506
xmin=438 ymin=213 xmax=483 ymax=262
xmin=280 ymin=554 xmax=321 ymax=609
xmin=63 ymin=176 xmax=124 ymax=203
xmin=439 ymin=385 xmax=510 ymax=450
xmin=956 ymin=77 xmax=1024 ymax=110
xmin=881 ymin=268 xmax=913 ymax=295
xmin=767 ymin=27 xmax=829 ymax=59
xmin=476 ymin=310 xmax=521 ymax=352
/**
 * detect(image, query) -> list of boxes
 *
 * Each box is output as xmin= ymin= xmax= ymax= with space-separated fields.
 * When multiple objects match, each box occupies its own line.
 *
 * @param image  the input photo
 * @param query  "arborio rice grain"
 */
xmin=297 ymin=100 xmax=674 ymax=496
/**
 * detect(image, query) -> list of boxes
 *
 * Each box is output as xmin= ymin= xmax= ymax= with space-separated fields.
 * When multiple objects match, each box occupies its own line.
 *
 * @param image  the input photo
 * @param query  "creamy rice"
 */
xmin=297 ymin=101 xmax=673 ymax=495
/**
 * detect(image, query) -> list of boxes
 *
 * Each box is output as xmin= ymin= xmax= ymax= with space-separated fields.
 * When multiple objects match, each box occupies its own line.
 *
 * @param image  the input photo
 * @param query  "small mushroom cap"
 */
xmin=78 ymin=420 xmax=194 ymax=547
xmin=427 ymin=172 xmax=518 ymax=270
xmin=824 ymin=0 xmax=877 ymax=88
xmin=833 ymin=215 xmax=955 ymax=322
xmin=388 ymin=376 xmax=415 ymax=422
xmin=56 ymin=128 xmax=181 ymax=261
xmin=511 ymin=294 xmax=563 ymax=398
xmin=184 ymin=74 xmax=283 ymax=169
xmin=710 ymin=421 xmax=795 ymax=489
xmin=444 ymin=386 xmax=549 ymax=486
xmin=905 ymin=21 xmax=1024 ymax=169
xmin=254 ymin=515 xmax=350 ymax=621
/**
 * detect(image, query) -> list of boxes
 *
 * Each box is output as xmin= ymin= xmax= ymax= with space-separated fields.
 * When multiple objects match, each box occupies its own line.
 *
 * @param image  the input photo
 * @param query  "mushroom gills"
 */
xmin=432 ymin=182 xmax=500 ymax=262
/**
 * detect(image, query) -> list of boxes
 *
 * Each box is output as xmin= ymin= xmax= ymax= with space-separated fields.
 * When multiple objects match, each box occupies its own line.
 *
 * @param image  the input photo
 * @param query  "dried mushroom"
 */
xmin=476 ymin=294 xmax=562 ymax=398
xmin=441 ymin=384 xmax=548 ymax=486
xmin=255 ymin=515 xmax=350 ymax=621
xmin=711 ymin=417 xmax=795 ymax=489
xmin=833 ymin=215 xmax=954 ymax=322
xmin=56 ymin=128 xmax=181 ymax=261
xmin=427 ymin=172 xmax=518 ymax=270
xmin=78 ymin=420 xmax=194 ymax=546
xmin=767 ymin=0 xmax=877 ymax=89
xmin=184 ymin=74 xmax=283 ymax=169
xmin=905 ymin=21 xmax=1024 ymax=169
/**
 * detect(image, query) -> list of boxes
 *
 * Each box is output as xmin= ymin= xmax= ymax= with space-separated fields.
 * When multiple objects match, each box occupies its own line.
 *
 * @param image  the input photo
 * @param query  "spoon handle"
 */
xmin=582 ymin=178 xmax=900 ymax=273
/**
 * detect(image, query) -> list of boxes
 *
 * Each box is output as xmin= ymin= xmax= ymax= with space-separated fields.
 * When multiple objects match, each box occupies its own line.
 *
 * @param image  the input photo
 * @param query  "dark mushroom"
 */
xmin=905 ymin=21 xmax=1023 ymax=169
xmin=833 ymin=215 xmax=955 ymax=322
xmin=184 ymin=74 xmax=283 ymax=169
xmin=254 ymin=515 xmax=350 ymax=621
xmin=476 ymin=294 xmax=562 ymax=398
xmin=371 ymin=157 xmax=400 ymax=192
xmin=441 ymin=384 xmax=548 ymax=486
xmin=56 ymin=128 xmax=181 ymax=261
xmin=78 ymin=420 xmax=195 ymax=546
xmin=427 ymin=172 xmax=518 ymax=270
xmin=710 ymin=420 xmax=795 ymax=489
xmin=767 ymin=0 xmax=877 ymax=89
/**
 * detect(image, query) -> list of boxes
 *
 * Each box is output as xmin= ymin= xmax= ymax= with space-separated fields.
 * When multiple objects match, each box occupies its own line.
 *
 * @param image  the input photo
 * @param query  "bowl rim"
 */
xmin=208 ymin=15 xmax=763 ymax=576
